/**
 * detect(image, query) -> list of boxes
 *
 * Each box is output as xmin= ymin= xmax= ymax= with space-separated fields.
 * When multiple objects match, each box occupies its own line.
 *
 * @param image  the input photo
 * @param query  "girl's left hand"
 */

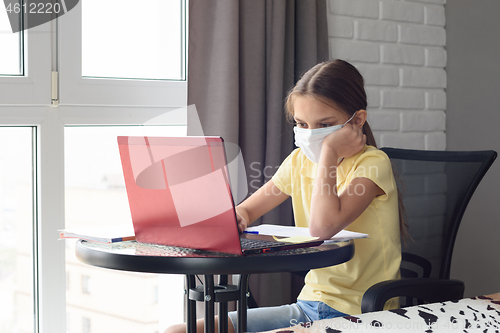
xmin=322 ymin=123 xmax=366 ymax=159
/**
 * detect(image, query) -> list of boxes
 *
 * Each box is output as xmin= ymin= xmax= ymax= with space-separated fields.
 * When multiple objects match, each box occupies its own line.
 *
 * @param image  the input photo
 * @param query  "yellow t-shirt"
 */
xmin=271 ymin=145 xmax=401 ymax=315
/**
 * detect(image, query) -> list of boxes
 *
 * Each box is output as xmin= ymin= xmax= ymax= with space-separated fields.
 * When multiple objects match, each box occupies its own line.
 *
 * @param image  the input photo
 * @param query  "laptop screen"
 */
xmin=118 ymin=136 xmax=243 ymax=254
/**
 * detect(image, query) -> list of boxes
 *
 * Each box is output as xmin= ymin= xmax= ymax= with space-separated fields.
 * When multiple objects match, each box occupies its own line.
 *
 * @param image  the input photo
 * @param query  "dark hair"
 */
xmin=286 ymin=59 xmax=377 ymax=147
xmin=286 ymin=59 xmax=409 ymax=240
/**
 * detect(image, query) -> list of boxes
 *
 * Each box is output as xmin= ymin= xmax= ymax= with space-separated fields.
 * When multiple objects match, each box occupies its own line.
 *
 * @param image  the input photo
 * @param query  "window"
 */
xmin=66 ymin=312 xmax=71 ymax=333
xmin=0 ymin=127 xmax=34 ymax=333
xmin=81 ymin=275 xmax=91 ymax=294
xmin=0 ymin=5 xmax=23 ymax=75
xmin=0 ymin=1 xmax=51 ymax=104
xmin=82 ymin=0 xmax=184 ymax=80
xmin=153 ymin=285 xmax=159 ymax=304
xmin=0 ymin=0 xmax=188 ymax=332
xmin=82 ymin=317 xmax=91 ymax=333
xmin=65 ymin=125 xmax=186 ymax=332
xmin=59 ymin=0 xmax=186 ymax=106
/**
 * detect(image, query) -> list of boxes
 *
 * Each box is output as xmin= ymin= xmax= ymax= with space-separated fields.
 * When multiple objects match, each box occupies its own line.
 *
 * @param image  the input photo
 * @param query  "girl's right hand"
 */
xmin=235 ymin=207 xmax=250 ymax=233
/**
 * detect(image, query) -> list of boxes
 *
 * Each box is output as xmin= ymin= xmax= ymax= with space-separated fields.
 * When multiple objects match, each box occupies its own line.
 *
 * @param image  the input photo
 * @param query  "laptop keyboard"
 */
xmin=240 ymin=238 xmax=284 ymax=250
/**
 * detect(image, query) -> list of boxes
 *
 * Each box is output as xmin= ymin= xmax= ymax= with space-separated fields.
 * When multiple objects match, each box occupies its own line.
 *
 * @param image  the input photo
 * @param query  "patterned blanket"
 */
xmin=262 ymin=294 xmax=500 ymax=333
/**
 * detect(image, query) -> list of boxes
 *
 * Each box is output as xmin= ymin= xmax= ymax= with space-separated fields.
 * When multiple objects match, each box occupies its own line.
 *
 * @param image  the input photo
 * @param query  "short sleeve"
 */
xmin=350 ymin=149 xmax=395 ymax=201
xmin=271 ymin=148 xmax=300 ymax=196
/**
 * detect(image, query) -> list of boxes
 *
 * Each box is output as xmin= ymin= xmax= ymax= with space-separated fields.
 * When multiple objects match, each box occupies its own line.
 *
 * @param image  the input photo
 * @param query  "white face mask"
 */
xmin=293 ymin=112 xmax=357 ymax=163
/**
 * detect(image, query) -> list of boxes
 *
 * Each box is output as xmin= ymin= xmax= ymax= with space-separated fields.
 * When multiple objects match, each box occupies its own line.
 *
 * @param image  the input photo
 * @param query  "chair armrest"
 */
xmin=361 ymin=278 xmax=465 ymax=313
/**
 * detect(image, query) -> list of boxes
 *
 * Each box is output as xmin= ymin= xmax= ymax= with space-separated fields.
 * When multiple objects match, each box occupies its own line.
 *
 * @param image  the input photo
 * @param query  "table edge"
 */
xmin=75 ymin=240 xmax=355 ymax=275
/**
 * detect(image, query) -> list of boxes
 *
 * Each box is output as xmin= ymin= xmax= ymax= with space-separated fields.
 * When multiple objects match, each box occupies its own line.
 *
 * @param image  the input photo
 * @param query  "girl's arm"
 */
xmin=309 ymin=123 xmax=384 ymax=239
xmin=235 ymin=179 xmax=289 ymax=232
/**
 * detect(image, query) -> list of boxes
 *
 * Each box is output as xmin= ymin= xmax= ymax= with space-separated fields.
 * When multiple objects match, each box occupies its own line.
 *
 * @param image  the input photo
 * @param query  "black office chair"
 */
xmin=361 ymin=148 xmax=497 ymax=313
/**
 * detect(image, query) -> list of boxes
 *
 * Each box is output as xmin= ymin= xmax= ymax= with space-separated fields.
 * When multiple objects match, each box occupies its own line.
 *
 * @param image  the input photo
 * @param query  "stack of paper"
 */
xmin=245 ymin=224 xmax=368 ymax=244
xmin=59 ymin=224 xmax=135 ymax=243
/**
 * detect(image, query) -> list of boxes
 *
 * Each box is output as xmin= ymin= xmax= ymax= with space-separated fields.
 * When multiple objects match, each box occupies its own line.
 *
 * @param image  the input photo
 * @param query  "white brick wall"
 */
xmin=327 ymin=0 xmax=447 ymax=150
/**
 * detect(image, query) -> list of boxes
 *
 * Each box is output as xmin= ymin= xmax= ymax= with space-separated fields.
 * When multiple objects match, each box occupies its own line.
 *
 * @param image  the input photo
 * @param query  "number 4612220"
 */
xmin=6 ymin=2 xmax=63 ymax=14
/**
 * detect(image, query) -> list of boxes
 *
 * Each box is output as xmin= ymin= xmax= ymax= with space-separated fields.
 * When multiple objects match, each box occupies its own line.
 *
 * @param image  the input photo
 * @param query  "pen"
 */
xmin=243 ymin=230 xmax=259 ymax=234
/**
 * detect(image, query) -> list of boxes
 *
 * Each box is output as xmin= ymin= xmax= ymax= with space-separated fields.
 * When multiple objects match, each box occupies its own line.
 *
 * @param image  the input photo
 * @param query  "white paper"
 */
xmin=58 ymin=224 xmax=135 ymax=243
xmin=245 ymin=224 xmax=368 ymax=243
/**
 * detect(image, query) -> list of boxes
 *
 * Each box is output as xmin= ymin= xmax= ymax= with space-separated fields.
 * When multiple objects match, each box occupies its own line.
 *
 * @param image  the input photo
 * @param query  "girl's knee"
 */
xmin=164 ymin=323 xmax=186 ymax=333
xmin=165 ymin=319 xmax=207 ymax=333
xmin=165 ymin=317 xmax=233 ymax=333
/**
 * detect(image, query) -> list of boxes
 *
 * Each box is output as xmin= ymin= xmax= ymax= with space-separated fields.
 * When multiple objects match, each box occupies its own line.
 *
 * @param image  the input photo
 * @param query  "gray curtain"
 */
xmin=188 ymin=0 xmax=328 ymax=308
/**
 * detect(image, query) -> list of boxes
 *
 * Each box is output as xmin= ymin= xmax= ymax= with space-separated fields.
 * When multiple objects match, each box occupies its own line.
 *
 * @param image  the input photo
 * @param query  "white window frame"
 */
xmin=58 ymin=0 xmax=187 ymax=107
xmin=0 ymin=2 xmax=188 ymax=331
xmin=0 ymin=23 xmax=51 ymax=105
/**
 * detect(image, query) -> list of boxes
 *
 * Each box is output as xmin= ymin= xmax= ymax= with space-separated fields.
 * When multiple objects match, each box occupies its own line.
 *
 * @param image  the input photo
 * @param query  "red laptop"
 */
xmin=117 ymin=136 xmax=322 ymax=255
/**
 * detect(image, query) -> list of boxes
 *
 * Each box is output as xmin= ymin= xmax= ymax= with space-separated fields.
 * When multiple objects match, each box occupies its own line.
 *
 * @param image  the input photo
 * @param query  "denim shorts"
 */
xmin=227 ymin=300 xmax=347 ymax=332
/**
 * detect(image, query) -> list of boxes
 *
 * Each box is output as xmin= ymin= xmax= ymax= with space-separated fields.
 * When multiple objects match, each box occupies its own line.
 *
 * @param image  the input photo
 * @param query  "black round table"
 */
xmin=76 ymin=240 xmax=354 ymax=333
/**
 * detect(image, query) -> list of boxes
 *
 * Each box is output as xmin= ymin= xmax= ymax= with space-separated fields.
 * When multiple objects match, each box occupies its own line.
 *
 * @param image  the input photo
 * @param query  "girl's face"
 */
xmin=292 ymin=95 xmax=351 ymax=130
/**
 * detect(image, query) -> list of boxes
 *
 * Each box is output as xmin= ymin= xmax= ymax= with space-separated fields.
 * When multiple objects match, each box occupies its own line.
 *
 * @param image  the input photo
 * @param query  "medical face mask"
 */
xmin=293 ymin=112 xmax=357 ymax=163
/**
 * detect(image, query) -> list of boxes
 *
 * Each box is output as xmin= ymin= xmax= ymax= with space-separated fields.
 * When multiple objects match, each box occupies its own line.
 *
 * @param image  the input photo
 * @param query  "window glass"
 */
xmin=0 ymin=127 xmax=34 ymax=332
xmin=0 ymin=4 xmax=23 ymax=76
xmin=82 ymin=0 xmax=184 ymax=80
xmin=65 ymin=125 xmax=186 ymax=333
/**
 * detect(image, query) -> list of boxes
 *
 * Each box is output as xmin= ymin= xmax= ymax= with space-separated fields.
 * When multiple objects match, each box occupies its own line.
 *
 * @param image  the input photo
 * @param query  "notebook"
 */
xmin=117 ymin=136 xmax=323 ymax=255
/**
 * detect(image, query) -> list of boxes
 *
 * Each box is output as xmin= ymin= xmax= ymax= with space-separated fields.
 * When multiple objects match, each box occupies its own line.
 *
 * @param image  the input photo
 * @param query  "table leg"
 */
xmin=186 ymin=275 xmax=197 ymax=333
xmin=186 ymin=274 xmax=248 ymax=333
xmin=204 ymin=275 xmax=215 ymax=333
xmin=237 ymin=274 xmax=249 ymax=333
xmin=218 ymin=275 xmax=228 ymax=333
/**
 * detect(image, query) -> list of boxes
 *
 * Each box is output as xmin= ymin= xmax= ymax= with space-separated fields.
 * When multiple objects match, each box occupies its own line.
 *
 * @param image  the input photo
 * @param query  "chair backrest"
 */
xmin=381 ymin=148 xmax=497 ymax=280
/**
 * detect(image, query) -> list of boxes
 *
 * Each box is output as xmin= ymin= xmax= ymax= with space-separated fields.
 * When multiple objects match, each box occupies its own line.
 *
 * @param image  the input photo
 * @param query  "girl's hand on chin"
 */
xmin=322 ymin=123 xmax=366 ymax=159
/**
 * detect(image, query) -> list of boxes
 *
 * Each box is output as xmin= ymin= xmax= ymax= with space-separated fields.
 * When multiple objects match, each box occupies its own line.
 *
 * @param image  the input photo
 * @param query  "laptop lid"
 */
xmin=118 ymin=136 xmax=244 ymax=255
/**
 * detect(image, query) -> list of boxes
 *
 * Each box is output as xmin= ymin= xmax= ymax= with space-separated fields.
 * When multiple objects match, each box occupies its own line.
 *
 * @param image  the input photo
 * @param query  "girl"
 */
xmin=167 ymin=59 xmax=402 ymax=333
